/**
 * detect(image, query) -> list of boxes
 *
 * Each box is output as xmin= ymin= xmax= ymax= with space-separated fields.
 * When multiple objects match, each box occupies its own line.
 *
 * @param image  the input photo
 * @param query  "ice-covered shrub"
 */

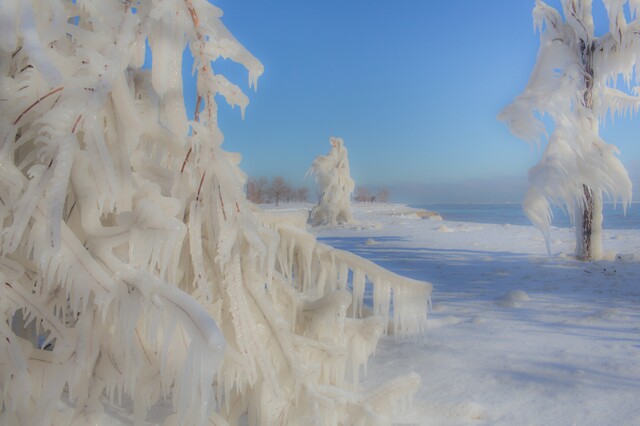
xmin=0 ymin=1 xmax=431 ymax=424
xmin=499 ymin=0 xmax=640 ymax=260
xmin=309 ymin=137 xmax=356 ymax=227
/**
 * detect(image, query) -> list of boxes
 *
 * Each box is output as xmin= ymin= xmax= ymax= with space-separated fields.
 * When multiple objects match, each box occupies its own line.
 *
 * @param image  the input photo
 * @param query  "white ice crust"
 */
xmin=0 ymin=1 xmax=431 ymax=425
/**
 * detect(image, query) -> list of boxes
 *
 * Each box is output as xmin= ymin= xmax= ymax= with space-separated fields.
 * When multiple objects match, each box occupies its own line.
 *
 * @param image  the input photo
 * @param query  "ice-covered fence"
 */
xmin=260 ymin=213 xmax=432 ymax=339
xmin=324 ymin=245 xmax=432 ymax=337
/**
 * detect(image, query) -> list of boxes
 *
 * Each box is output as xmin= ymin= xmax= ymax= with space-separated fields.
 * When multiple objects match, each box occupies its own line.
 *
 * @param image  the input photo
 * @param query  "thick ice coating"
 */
xmin=309 ymin=137 xmax=356 ymax=227
xmin=0 ymin=1 xmax=431 ymax=425
xmin=499 ymin=0 xmax=639 ymax=259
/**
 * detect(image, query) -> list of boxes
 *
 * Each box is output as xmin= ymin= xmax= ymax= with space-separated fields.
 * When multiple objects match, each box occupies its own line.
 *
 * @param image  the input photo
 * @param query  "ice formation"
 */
xmin=0 ymin=1 xmax=432 ymax=424
xmin=499 ymin=0 xmax=640 ymax=260
xmin=309 ymin=137 xmax=356 ymax=227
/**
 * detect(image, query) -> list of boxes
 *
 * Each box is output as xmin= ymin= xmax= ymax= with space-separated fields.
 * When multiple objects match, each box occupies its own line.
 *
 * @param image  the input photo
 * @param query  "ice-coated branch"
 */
xmin=0 ymin=1 xmax=431 ymax=424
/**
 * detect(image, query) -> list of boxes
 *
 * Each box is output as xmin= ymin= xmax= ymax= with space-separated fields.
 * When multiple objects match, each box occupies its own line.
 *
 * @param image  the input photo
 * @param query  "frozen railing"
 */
xmin=259 ymin=213 xmax=432 ymax=339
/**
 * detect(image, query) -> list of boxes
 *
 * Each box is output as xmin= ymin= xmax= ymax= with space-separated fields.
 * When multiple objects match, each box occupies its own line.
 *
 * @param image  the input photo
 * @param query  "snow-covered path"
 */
xmin=313 ymin=204 xmax=640 ymax=426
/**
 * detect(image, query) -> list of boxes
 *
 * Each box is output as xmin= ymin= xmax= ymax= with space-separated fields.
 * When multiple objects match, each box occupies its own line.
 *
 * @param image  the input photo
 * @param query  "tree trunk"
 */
xmin=576 ymin=39 xmax=599 ymax=261
xmin=576 ymin=184 xmax=594 ymax=260
xmin=574 ymin=186 xmax=603 ymax=261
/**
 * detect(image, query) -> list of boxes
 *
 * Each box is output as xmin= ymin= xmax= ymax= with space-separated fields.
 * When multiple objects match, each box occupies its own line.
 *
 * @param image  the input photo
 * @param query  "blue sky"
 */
xmin=183 ymin=0 xmax=640 ymax=203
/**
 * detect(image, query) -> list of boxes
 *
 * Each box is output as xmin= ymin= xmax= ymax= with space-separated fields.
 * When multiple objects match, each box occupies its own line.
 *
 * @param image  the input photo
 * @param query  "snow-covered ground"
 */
xmin=305 ymin=202 xmax=640 ymax=426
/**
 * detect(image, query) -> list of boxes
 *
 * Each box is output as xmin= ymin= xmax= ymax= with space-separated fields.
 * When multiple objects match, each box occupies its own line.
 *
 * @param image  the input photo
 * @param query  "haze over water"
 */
xmin=413 ymin=203 xmax=640 ymax=230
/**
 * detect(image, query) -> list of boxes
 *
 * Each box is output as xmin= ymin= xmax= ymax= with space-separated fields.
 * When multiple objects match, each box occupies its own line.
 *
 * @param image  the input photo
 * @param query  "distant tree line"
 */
xmin=247 ymin=178 xmax=390 ymax=206
xmin=354 ymin=186 xmax=390 ymax=203
xmin=246 ymin=176 xmax=309 ymax=205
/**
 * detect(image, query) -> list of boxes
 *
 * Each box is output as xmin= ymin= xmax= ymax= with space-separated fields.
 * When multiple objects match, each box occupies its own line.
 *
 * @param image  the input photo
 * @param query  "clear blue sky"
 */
xmin=182 ymin=0 xmax=640 ymax=203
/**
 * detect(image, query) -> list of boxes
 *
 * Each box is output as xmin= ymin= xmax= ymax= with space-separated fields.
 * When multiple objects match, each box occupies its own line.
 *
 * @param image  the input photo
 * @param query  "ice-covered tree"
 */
xmin=309 ymin=137 xmax=356 ymax=227
xmin=499 ymin=0 xmax=640 ymax=260
xmin=0 ymin=1 xmax=431 ymax=425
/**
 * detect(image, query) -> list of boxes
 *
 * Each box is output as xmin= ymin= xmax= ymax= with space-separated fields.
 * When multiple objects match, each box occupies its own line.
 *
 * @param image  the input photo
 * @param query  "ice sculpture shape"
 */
xmin=309 ymin=137 xmax=356 ymax=227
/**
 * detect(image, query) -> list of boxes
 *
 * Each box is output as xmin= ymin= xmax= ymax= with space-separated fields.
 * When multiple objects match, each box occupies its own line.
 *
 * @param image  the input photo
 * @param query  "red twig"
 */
xmin=185 ymin=0 xmax=215 ymax=132
xmin=184 ymin=0 xmax=201 ymax=33
xmin=13 ymin=87 xmax=64 ymax=125
xmin=194 ymin=94 xmax=202 ymax=122
xmin=196 ymin=171 xmax=206 ymax=202
xmin=218 ymin=183 xmax=227 ymax=221
xmin=181 ymin=147 xmax=192 ymax=173
xmin=71 ymin=114 xmax=83 ymax=133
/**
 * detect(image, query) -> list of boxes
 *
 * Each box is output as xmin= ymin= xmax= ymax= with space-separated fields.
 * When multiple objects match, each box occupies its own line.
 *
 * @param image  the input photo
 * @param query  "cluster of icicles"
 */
xmin=0 ymin=1 xmax=432 ymax=425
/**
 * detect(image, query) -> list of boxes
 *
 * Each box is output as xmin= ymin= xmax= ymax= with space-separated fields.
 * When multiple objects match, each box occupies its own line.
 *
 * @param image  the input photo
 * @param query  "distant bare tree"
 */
xmin=355 ymin=186 xmax=381 ymax=203
xmin=377 ymin=188 xmax=390 ymax=203
xmin=248 ymin=177 xmax=311 ymax=204
xmin=296 ymin=187 xmax=309 ymax=202
xmin=354 ymin=186 xmax=371 ymax=203
xmin=246 ymin=177 xmax=268 ymax=204
xmin=268 ymin=176 xmax=291 ymax=206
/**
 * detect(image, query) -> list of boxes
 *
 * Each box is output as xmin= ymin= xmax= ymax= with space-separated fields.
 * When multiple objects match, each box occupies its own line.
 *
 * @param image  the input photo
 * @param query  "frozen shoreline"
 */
xmin=309 ymin=203 xmax=640 ymax=425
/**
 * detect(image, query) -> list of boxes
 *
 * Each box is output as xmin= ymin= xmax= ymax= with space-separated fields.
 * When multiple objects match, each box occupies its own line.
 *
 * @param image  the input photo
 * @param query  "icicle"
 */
xmin=130 ymin=33 xmax=147 ymax=68
xmin=149 ymin=13 xmax=176 ymax=97
xmin=224 ymin=255 xmax=258 ymax=385
xmin=2 ymin=165 xmax=52 ymax=253
xmin=110 ymin=73 xmax=142 ymax=210
xmin=46 ymin=136 xmax=78 ymax=250
xmin=345 ymin=315 xmax=384 ymax=384
xmin=83 ymin=112 xmax=118 ymax=212
xmin=351 ymin=269 xmax=366 ymax=318
xmin=391 ymin=279 xmax=430 ymax=337
xmin=337 ymin=262 xmax=349 ymax=291
xmin=188 ymin=200 xmax=211 ymax=300
xmin=602 ymin=0 xmax=628 ymax=40
xmin=372 ymin=279 xmax=391 ymax=334
xmin=192 ymin=0 xmax=264 ymax=89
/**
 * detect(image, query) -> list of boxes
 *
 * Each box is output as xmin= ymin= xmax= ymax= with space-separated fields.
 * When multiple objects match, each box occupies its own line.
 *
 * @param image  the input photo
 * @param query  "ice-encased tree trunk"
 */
xmin=309 ymin=137 xmax=356 ymax=227
xmin=499 ymin=0 xmax=640 ymax=260
xmin=0 ymin=1 xmax=431 ymax=425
